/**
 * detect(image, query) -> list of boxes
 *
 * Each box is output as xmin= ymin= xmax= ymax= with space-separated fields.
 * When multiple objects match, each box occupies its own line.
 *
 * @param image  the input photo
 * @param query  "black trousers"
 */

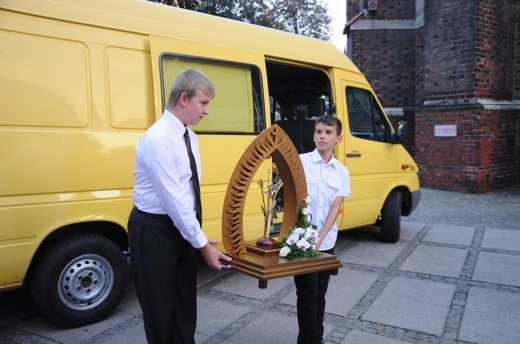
xmin=129 ymin=207 xmax=197 ymax=344
xmin=293 ymin=248 xmax=334 ymax=344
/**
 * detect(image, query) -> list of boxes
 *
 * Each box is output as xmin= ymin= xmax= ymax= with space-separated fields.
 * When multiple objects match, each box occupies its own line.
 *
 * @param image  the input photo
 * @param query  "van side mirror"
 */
xmin=392 ymin=120 xmax=407 ymax=144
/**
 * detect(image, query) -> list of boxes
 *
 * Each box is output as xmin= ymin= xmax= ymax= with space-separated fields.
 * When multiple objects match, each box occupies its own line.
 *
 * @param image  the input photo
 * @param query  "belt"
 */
xmin=133 ymin=205 xmax=169 ymax=218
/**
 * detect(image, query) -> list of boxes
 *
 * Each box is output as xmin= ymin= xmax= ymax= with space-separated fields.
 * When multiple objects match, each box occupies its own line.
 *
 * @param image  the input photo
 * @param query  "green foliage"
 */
xmin=148 ymin=0 xmax=332 ymax=41
xmin=271 ymin=0 xmax=331 ymax=40
xmin=197 ymin=0 xmax=238 ymax=19
xmin=147 ymin=0 xmax=201 ymax=10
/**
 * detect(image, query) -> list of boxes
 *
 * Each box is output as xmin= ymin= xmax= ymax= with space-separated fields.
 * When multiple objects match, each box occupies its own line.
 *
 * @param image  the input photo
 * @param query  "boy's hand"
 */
xmin=315 ymin=237 xmax=323 ymax=251
xmin=200 ymin=240 xmax=232 ymax=271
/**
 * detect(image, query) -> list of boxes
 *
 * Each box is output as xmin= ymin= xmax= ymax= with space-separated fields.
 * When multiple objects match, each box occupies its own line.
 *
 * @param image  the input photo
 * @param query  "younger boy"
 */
xmin=294 ymin=114 xmax=351 ymax=344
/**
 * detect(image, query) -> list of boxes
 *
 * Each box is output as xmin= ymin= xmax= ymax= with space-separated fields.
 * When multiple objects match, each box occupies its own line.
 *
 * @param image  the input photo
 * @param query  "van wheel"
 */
xmin=380 ymin=190 xmax=402 ymax=243
xmin=30 ymin=233 xmax=129 ymax=327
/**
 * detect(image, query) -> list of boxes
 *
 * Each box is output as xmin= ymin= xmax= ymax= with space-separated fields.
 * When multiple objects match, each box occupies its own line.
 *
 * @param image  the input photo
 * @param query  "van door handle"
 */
xmin=346 ymin=152 xmax=362 ymax=158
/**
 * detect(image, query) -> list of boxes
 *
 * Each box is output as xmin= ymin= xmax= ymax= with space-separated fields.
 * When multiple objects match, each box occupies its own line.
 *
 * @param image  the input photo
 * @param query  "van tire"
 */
xmin=30 ymin=233 xmax=130 ymax=328
xmin=380 ymin=190 xmax=402 ymax=243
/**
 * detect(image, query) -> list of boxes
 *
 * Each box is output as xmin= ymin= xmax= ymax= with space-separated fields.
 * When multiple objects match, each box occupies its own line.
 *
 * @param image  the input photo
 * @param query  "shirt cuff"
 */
xmin=189 ymin=231 xmax=209 ymax=249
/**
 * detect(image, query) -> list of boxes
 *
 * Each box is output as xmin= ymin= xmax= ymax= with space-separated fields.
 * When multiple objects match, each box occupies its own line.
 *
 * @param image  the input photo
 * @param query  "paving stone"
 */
xmin=480 ymin=228 xmax=520 ymax=252
xmin=459 ymin=287 xmax=520 ymax=344
xmin=17 ymin=310 xmax=134 ymax=344
xmin=361 ymin=277 xmax=456 ymax=336
xmin=340 ymin=241 xmax=408 ymax=268
xmin=115 ymin=282 xmax=143 ymax=316
xmin=85 ymin=318 xmax=145 ymax=344
xmin=211 ymin=273 xmax=293 ymax=300
xmin=280 ymin=267 xmax=380 ymax=317
xmin=225 ymin=310 xmax=331 ymax=344
xmin=472 ymin=251 xmax=520 ymax=287
xmin=341 ymin=329 xmax=407 ymax=343
xmin=422 ymin=224 xmax=476 ymax=246
xmin=399 ymin=222 xmax=425 ymax=241
xmin=399 ymin=244 xmax=468 ymax=278
xmin=197 ymin=297 xmax=251 ymax=337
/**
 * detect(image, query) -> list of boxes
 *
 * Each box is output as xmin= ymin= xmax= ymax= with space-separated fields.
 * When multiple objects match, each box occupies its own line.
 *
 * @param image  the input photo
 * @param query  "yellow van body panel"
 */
xmin=0 ymin=0 xmax=419 ymax=302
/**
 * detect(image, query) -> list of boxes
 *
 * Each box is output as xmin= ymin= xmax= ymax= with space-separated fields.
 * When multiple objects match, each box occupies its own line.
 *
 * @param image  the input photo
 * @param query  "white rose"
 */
xmin=301 ymin=207 xmax=310 ymax=216
xmin=304 ymin=195 xmax=312 ymax=204
xmin=279 ymin=246 xmax=291 ymax=257
xmin=296 ymin=238 xmax=311 ymax=250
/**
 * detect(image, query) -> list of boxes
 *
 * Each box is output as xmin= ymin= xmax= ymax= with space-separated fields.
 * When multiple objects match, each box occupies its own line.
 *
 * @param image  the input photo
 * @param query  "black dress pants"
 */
xmin=293 ymin=248 xmax=334 ymax=344
xmin=129 ymin=207 xmax=197 ymax=344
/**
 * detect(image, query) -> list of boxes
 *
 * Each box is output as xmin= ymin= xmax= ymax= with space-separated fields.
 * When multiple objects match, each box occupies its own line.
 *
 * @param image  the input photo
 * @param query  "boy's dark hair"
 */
xmin=315 ymin=115 xmax=342 ymax=134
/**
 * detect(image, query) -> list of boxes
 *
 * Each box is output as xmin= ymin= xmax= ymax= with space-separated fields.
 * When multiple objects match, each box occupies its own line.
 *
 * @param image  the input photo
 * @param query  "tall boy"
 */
xmin=129 ymin=69 xmax=231 ymax=343
xmin=295 ymin=114 xmax=351 ymax=344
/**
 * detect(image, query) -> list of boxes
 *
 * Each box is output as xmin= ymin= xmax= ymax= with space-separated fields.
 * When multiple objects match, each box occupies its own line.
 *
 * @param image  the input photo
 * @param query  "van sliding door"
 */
xmin=265 ymin=61 xmax=333 ymax=232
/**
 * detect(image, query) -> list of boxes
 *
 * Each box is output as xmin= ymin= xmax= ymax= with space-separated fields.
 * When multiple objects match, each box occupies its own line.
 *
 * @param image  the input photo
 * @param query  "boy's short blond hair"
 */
xmin=166 ymin=68 xmax=215 ymax=108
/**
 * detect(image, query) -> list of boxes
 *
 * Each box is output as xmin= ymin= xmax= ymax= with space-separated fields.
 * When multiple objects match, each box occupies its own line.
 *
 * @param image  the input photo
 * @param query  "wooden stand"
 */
xmin=221 ymin=125 xmax=342 ymax=287
xmin=229 ymin=245 xmax=342 ymax=288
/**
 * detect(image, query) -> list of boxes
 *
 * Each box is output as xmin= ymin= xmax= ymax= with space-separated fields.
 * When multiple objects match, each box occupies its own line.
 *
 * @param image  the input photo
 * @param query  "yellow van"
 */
xmin=0 ymin=0 xmax=420 ymax=327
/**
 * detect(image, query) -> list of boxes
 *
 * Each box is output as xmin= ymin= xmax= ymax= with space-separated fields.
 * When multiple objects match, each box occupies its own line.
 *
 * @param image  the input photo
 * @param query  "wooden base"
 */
xmin=229 ymin=245 xmax=342 ymax=288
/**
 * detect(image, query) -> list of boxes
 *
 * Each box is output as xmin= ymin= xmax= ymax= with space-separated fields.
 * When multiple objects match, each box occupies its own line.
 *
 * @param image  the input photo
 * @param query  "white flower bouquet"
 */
xmin=278 ymin=196 xmax=321 ymax=260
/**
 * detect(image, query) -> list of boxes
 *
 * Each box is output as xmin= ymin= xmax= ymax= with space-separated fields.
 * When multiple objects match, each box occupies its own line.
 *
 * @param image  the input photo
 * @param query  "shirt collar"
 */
xmin=311 ymin=148 xmax=322 ymax=163
xmin=310 ymin=148 xmax=338 ymax=168
xmin=163 ymin=109 xmax=188 ymax=138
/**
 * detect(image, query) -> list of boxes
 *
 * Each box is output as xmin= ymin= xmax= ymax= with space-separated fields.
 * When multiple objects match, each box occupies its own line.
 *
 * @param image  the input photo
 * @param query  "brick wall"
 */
xmin=348 ymin=0 xmax=418 ymax=156
xmin=420 ymin=0 xmax=476 ymax=102
xmin=348 ymin=0 xmax=416 ymax=20
xmin=416 ymin=106 xmax=519 ymax=193
xmin=349 ymin=0 xmax=518 ymax=103
xmin=474 ymin=0 xmax=516 ymax=100
xmin=352 ymin=30 xmax=416 ymax=107
xmin=347 ymin=0 xmax=520 ymax=193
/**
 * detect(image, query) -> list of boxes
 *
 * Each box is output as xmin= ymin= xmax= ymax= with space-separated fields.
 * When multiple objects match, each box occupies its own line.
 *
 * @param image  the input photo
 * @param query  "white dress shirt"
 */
xmin=133 ymin=110 xmax=208 ymax=249
xmin=300 ymin=149 xmax=351 ymax=251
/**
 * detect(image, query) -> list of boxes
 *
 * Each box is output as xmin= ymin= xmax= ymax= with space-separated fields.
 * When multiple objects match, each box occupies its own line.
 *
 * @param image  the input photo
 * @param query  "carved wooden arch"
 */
xmin=222 ymin=124 xmax=308 ymax=256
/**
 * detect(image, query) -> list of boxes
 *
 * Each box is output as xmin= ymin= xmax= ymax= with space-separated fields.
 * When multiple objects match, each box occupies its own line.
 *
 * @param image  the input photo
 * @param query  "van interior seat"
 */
xmin=307 ymin=97 xmax=326 ymax=119
xmin=275 ymin=102 xmax=304 ymax=153
xmin=302 ymin=98 xmax=326 ymax=152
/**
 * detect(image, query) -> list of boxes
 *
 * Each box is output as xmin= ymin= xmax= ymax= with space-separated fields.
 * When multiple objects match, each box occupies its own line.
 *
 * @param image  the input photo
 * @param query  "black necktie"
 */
xmin=184 ymin=129 xmax=202 ymax=225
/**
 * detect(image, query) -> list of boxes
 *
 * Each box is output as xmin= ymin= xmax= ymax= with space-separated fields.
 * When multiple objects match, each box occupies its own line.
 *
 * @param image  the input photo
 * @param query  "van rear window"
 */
xmin=160 ymin=55 xmax=264 ymax=134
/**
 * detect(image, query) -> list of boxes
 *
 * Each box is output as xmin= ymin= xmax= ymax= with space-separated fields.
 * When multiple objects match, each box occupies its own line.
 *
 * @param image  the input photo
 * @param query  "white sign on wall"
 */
xmin=434 ymin=124 xmax=457 ymax=137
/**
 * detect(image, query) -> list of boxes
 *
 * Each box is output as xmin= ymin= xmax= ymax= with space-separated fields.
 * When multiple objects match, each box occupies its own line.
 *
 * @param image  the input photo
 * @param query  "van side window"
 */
xmin=346 ymin=87 xmax=390 ymax=142
xmin=160 ymin=55 xmax=264 ymax=134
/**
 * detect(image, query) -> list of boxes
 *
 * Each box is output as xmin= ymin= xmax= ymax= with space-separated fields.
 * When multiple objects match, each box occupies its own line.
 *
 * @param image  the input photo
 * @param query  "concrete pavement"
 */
xmin=1 ymin=186 xmax=519 ymax=343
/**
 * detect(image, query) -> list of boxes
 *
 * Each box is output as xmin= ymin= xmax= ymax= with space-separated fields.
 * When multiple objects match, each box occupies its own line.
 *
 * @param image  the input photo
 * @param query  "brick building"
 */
xmin=346 ymin=0 xmax=520 ymax=193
